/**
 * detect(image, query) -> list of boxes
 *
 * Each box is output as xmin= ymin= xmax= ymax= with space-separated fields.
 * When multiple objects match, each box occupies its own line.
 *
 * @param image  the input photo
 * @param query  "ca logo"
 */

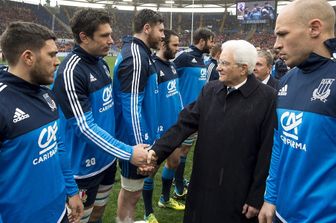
xmin=167 ymin=80 xmax=177 ymax=92
xmin=103 ymin=85 xmax=113 ymax=105
xmin=280 ymin=112 xmax=303 ymax=140
xmin=38 ymin=122 xmax=58 ymax=155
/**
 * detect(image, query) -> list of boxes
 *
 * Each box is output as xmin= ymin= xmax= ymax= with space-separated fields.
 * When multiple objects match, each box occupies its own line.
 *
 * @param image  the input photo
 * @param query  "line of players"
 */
xmin=0 ymin=7 xmax=281 ymax=223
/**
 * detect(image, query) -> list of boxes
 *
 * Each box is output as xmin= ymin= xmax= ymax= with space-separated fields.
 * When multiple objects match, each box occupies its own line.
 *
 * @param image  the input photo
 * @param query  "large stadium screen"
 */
xmin=236 ymin=1 xmax=276 ymax=24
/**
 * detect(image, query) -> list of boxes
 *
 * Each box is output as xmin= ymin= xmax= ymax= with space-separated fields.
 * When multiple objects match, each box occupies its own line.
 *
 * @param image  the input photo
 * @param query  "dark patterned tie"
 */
xmin=227 ymin=87 xmax=236 ymax=95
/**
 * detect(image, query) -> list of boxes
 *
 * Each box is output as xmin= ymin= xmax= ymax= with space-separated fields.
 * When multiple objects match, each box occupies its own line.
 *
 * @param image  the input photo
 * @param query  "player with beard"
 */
xmin=113 ymin=9 xmax=164 ymax=223
xmin=0 ymin=21 xmax=83 ymax=223
xmin=142 ymin=29 xmax=186 ymax=222
xmin=171 ymin=27 xmax=215 ymax=201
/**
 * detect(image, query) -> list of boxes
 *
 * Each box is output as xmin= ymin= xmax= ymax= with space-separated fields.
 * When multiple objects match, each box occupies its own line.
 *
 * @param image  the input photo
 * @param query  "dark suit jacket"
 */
xmin=266 ymin=75 xmax=279 ymax=90
xmin=152 ymin=75 xmax=277 ymax=223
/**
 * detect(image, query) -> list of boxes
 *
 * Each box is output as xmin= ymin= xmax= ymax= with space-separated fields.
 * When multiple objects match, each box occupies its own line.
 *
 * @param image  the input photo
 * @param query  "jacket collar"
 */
xmin=153 ymin=54 xmax=171 ymax=66
xmin=122 ymin=35 xmax=152 ymax=56
xmin=297 ymin=38 xmax=336 ymax=73
xmin=189 ymin=45 xmax=204 ymax=57
xmin=73 ymin=45 xmax=101 ymax=64
xmin=0 ymin=69 xmax=42 ymax=93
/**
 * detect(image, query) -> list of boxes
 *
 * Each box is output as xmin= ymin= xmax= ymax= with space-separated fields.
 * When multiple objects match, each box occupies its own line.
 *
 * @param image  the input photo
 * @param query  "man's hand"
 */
xmin=67 ymin=194 xmax=84 ymax=223
xmin=258 ymin=201 xmax=276 ymax=223
xmin=130 ymin=144 xmax=150 ymax=166
xmin=137 ymin=150 xmax=158 ymax=176
xmin=242 ymin=203 xmax=259 ymax=219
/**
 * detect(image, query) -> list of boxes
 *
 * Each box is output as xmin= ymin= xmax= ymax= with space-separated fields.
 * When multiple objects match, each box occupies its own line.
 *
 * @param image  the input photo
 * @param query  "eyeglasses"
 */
xmin=218 ymin=60 xmax=244 ymax=68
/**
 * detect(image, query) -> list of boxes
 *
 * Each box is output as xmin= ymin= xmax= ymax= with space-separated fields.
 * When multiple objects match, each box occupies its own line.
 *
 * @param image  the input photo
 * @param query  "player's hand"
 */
xmin=242 ymin=203 xmax=259 ymax=219
xmin=136 ymin=150 xmax=158 ymax=175
xmin=130 ymin=144 xmax=150 ymax=166
xmin=258 ymin=201 xmax=276 ymax=223
xmin=67 ymin=194 xmax=84 ymax=223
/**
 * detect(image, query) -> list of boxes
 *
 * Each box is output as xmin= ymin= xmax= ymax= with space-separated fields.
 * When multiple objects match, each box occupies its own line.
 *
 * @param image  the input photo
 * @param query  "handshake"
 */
xmin=130 ymin=144 xmax=158 ymax=176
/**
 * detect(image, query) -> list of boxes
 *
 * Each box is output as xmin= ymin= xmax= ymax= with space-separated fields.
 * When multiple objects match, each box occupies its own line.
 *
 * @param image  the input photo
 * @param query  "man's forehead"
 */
xmin=96 ymin=23 xmax=112 ymax=33
xmin=44 ymin=39 xmax=58 ymax=50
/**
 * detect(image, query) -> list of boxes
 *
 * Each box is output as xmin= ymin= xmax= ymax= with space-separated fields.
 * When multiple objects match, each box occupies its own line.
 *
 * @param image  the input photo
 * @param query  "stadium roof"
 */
xmin=9 ymin=0 xmax=336 ymax=13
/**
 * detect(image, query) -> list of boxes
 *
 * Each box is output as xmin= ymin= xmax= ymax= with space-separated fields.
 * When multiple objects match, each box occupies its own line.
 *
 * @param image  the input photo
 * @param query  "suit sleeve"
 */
xmin=245 ymin=92 xmax=277 ymax=209
xmin=53 ymin=64 xmax=133 ymax=161
xmin=152 ymin=85 xmax=204 ymax=164
xmin=117 ymin=54 xmax=151 ymax=145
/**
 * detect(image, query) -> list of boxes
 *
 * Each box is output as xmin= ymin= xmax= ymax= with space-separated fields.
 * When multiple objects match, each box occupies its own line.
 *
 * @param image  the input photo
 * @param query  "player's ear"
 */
xmin=309 ymin=19 xmax=322 ymax=38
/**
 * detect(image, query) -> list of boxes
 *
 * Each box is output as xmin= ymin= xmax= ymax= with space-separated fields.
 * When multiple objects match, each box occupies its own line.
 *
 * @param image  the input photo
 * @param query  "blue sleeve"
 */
xmin=57 ymin=128 xmax=78 ymax=196
xmin=264 ymin=129 xmax=281 ymax=205
xmin=69 ymin=111 xmax=133 ymax=160
xmin=54 ymin=64 xmax=133 ymax=160
xmin=117 ymin=55 xmax=150 ymax=145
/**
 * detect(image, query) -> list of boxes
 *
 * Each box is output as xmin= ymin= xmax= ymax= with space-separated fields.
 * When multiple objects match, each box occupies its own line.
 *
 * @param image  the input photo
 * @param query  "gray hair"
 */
xmin=221 ymin=40 xmax=257 ymax=74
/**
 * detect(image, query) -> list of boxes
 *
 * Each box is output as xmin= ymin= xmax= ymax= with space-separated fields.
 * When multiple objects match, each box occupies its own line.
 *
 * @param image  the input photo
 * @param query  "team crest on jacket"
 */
xmin=43 ymin=93 xmax=57 ymax=111
xmin=311 ymin=78 xmax=335 ymax=103
xmin=103 ymin=65 xmax=110 ymax=77
xmin=79 ymin=189 xmax=88 ymax=203
xmin=171 ymin=65 xmax=177 ymax=75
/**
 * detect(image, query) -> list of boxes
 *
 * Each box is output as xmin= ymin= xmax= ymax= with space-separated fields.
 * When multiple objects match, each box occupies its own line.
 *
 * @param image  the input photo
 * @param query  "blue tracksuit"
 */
xmin=174 ymin=45 xmax=208 ymax=106
xmin=153 ymin=55 xmax=183 ymax=135
xmin=0 ymin=70 xmax=78 ymax=223
xmin=205 ymin=57 xmax=219 ymax=81
xmin=265 ymin=39 xmax=336 ymax=222
xmin=113 ymin=36 xmax=160 ymax=178
xmin=53 ymin=45 xmax=133 ymax=179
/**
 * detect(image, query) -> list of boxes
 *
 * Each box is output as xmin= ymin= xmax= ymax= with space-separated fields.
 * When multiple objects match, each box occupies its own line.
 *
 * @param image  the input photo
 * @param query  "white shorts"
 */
xmin=120 ymin=175 xmax=145 ymax=192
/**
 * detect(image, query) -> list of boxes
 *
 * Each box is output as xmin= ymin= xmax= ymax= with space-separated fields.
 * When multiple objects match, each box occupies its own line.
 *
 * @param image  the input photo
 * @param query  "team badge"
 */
xmin=103 ymin=65 xmax=110 ymax=77
xmin=171 ymin=65 xmax=177 ymax=75
xmin=311 ymin=78 xmax=335 ymax=103
xmin=43 ymin=93 xmax=56 ymax=111
xmin=79 ymin=189 xmax=88 ymax=203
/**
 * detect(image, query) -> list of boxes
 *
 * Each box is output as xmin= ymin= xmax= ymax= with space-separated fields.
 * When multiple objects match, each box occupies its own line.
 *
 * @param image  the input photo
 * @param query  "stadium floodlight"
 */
xmin=122 ymin=0 xmax=132 ymax=2
xmin=165 ymin=0 xmax=174 ymax=4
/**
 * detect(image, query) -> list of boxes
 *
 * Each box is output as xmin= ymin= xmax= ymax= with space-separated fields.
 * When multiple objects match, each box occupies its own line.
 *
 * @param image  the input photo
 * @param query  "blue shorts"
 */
xmin=119 ymin=159 xmax=147 ymax=180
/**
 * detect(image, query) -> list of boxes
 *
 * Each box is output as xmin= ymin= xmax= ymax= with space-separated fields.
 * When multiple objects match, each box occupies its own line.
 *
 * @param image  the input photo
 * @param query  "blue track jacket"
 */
xmin=153 ymin=55 xmax=183 ymax=136
xmin=0 ymin=70 xmax=78 ymax=222
xmin=53 ymin=45 xmax=133 ymax=179
xmin=265 ymin=39 xmax=336 ymax=222
xmin=173 ymin=45 xmax=208 ymax=106
xmin=113 ymin=36 xmax=160 ymax=146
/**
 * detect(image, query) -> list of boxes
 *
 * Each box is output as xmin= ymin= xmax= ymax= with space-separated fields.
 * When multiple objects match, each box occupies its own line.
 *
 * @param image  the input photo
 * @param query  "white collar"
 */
xmin=262 ymin=75 xmax=271 ymax=85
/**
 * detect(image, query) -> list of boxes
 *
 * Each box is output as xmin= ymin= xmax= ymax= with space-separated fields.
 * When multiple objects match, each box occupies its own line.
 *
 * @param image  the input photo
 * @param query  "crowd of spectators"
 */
xmin=0 ymin=0 xmax=277 ymax=52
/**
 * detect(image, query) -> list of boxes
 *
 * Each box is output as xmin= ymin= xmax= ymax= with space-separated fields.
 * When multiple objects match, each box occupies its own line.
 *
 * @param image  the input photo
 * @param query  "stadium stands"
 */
xmin=0 ymin=0 xmax=277 ymax=51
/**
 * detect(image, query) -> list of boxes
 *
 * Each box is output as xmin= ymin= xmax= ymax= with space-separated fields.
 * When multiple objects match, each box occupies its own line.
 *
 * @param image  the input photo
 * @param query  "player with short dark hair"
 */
xmin=113 ymin=9 xmax=164 ymax=223
xmin=0 ymin=21 xmax=83 ymax=223
xmin=53 ymin=9 xmax=151 ymax=223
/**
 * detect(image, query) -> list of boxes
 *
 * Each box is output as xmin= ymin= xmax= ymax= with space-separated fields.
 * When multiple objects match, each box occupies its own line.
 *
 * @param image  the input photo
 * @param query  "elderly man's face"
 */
xmin=274 ymin=9 xmax=312 ymax=68
xmin=216 ymin=49 xmax=247 ymax=86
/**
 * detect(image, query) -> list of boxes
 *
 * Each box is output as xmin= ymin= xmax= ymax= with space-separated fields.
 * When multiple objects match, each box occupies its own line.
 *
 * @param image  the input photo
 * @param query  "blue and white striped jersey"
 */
xmin=53 ymin=45 xmax=133 ymax=179
xmin=173 ymin=45 xmax=208 ymax=106
xmin=265 ymin=39 xmax=336 ymax=223
xmin=0 ymin=70 xmax=77 ymax=223
xmin=113 ymin=36 xmax=160 ymax=146
xmin=153 ymin=55 xmax=183 ymax=136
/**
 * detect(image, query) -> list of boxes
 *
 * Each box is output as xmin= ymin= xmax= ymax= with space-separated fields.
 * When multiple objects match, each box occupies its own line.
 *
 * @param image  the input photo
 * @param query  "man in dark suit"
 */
xmin=254 ymin=50 xmax=279 ymax=90
xmin=148 ymin=40 xmax=277 ymax=223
